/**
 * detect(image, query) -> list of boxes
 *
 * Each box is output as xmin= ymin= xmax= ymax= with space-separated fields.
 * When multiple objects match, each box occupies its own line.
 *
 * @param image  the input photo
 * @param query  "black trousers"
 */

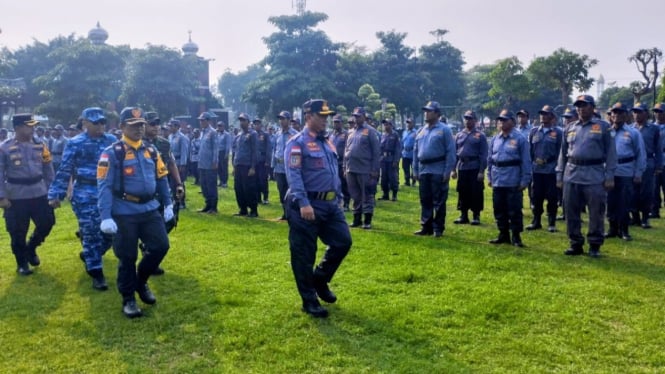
xmin=113 ymin=209 xmax=169 ymax=301
xmin=234 ymin=165 xmax=258 ymax=214
xmin=531 ymin=173 xmax=558 ymax=217
xmin=256 ymin=162 xmax=269 ymax=201
xmin=634 ymin=166 xmax=655 ymax=217
xmin=337 ymin=164 xmax=350 ymax=206
xmin=217 ymin=154 xmax=229 ymax=185
xmin=402 ymin=157 xmax=413 ymax=184
xmin=380 ymin=161 xmax=399 ymax=195
xmin=287 ymin=199 xmax=352 ymax=303
xmin=492 ymin=187 xmax=523 ymax=232
xmin=655 ymin=171 xmax=665 ymax=212
xmin=607 ymin=176 xmax=633 ymax=227
xmin=275 ymin=172 xmax=289 ymax=217
xmin=456 ymin=169 xmax=484 ymax=213
xmin=3 ymin=195 xmax=55 ymax=266
xmin=418 ymin=173 xmax=450 ymax=233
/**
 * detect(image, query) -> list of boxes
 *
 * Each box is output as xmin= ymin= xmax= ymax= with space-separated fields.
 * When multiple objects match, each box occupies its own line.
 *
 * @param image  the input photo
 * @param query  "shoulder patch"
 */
xmin=289 ymin=145 xmax=302 ymax=168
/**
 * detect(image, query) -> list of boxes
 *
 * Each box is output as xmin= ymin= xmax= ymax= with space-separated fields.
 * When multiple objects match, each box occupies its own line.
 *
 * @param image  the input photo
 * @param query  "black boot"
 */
xmin=512 ymin=231 xmax=524 ymax=247
xmin=620 ymin=224 xmax=632 ymax=241
xmin=589 ymin=244 xmax=601 ymax=258
xmin=350 ymin=214 xmax=362 ymax=228
xmin=489 ymin=230 xmax=510 ymax=244
xmin=605 ymin=221 xmax=619 ymax=238
xmin=526 ymin=215 xmax=542 ymax=230
xmin=547 ymin=215 xmax=557 ymax=232
xmin=14 ymin=253 xmax=33 ymax=276
xmin=378 ymin=193 xmax=389 ymax=200
xmin=313 ymin=271 xmax=337 ymax=303
xmin=454 ymin=211 xmax=470 ymax=224
xmin=641 ymin=216 xmax=652 ymax=229
xmin=471 ymin=212 xmax=481 ymax=225
xmin=631 ymin=211 xmax=641 ymax=226
xmin=87 ymin=268 xmax=108 ymax=291
xmin=362 ymin=213 xmax=373 ymax=229
xmin=564 ymin=244 xmax=584 ymax=256
xmin=391 ymin=191 xmax=397 ymax=201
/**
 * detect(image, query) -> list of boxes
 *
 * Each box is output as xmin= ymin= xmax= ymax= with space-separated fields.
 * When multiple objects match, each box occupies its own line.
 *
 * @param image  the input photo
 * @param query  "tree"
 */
xmin=333 ymin=45 xmax=375 ymax=109
xmin=33 ymin=38 xmax=128 ymax=124
xmin=120 ymin=45 xmax=199 ymax=120
xmin=628 ymin=47 xmax=662 ymax=104
xmin=244 ymin=11 xmax=341 ymax=117
xmin=485 ymin=57 xmax=531 ymax=110
xmin=526 ymin=48 xmax=598 ymax=106
xmin=218 ymin=64 xmax=266 ymax=114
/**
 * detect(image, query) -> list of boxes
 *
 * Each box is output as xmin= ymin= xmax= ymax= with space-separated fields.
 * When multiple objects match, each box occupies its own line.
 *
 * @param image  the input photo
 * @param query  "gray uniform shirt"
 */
xmin=0 ymin=138 xmax=54 ymax=199
xmin=556 ymin=119 xmax=617 ymax=185
xmin=343 ymin=123 xmax=380 ymax=174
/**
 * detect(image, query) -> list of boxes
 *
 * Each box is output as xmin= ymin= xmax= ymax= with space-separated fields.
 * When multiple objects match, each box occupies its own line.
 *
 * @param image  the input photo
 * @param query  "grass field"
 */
xmin=1 ymin=177 xmax=664 ymax=373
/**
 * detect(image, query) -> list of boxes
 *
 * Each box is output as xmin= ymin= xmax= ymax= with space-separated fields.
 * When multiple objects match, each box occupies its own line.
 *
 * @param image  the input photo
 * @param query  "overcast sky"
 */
xmin=2 ymin=0 xmax=663 ymax=97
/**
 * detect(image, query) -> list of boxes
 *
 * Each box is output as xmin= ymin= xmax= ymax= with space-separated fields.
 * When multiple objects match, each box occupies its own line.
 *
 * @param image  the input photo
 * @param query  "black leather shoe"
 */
xmin=454 ymin=217 xmax=469 ymax=224
xmin=137 ymin=284 xmax=156 ymax=305
xmin=92 ymin=276 xmax=108 ymax=291
xmin=489 ymin=235 xmax=510 ymax=244
xmin=302 ymin=300 xmax=328 ymax=318
xmin=28 ymin=254 xmax=40 ymax=267
xmin=470 ymin=215 xmax=481 ymax=225
xmin=433 ymin=231 xmax=443 ymax=238
xmin=621 ymin=233 xmax=633 ymax=241
xmin=547 ymin=226 xmax=557 ymax=233
xmin=604 ymin=230 xmax=619 ymax=238
xmin=122 ymin=300 xmax=143 ymax=318
xmin=526 ymin=223 xmax=542 ymax=231
xmin=413 ymin=229 xmax=432 ymax=236
xmin=378 ymin=196 xmax=390 ymax=201
xmin=362 ymin=224 xmax=372 ymax=230
xmin=589 ymin=248 xmax=601 ymax=258
xmin=233 ymin=212 xmax=248 ymax=217
xmin=564 ymin=247 xmax=584 ymax=256
xmin=248 ymin=212 xmax=258 ymax=218
xmin=197 ymin=208 xmax=210 ymax=213
xmin=641 ymin=221 xmax=652 ymax=229
xmin=17 ymin=265 xmax=33 ymax=276
xmin=151 ymin=266 xmax=165 ymax=276
xmin=313 ymin=280 xmax=337 ymax=303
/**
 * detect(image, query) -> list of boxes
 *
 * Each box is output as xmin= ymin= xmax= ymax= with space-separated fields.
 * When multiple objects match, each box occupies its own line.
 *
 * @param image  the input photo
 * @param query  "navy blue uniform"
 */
xmin=232 ymin=129 xmax=259 ymax=215
xmin=285 ymin=129 xmax=351 ymax=308
xmin=379 ymin=131 xmax=402 ymax=199
xmin=632 ymin=122 xmax=661 ymax=225
xmin=256 ymin=129 xmax=272 ymax=203
xmin=329 ymin=128 xmax=350 ymax=208
xmin=454 ymin=128 xmax=488 ymax=217
xmin=528 ymin=125 xmax=562 ymax=228
xmin=401 ymin=128 xmax=417 ymax=185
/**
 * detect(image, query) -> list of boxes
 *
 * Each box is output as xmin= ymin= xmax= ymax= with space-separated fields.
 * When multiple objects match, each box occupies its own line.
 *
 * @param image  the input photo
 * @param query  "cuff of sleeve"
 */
xmin=297 ymin=198 xmax=311 ymax=208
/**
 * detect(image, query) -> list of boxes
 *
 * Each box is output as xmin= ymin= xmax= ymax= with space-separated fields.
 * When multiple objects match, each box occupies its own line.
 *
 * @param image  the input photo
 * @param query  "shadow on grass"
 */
xmin=0 ymin=272 xmax=66 ymax=329
xmin=68 ymin=272 xmax=220 ymax=372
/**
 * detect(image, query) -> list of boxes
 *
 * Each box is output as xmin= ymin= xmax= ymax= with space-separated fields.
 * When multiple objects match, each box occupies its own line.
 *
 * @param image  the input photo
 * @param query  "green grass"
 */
xmin=1 ymin=176 xmax=665 ymax=373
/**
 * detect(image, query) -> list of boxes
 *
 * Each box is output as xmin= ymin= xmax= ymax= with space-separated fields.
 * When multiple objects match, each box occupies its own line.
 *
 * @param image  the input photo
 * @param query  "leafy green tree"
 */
xmin=218 ymin=64 xmax=265 ymax=114
xmin=485 ymin=57 xmax=530 ymax=110
xmin=526 ymin=48 xmax=597 ymax=106
xmin=120 ymin=45 xmax=198 ymax=120
xmin=418 ymin=30 xmax=466 ymax=111
xmin=244 ymin=11 xmax=342 ymax=117
xmin=333 ymin=46 xmax=375 ymax=108
xmin=33 ymin=39 xmax=128 ymax=123
xmin=598 ymin=85 xmax=634 ymax=109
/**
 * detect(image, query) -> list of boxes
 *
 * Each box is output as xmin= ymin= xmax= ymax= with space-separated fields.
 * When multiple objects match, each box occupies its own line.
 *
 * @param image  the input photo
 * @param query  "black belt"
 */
xmin=617 ymin=156 xmax=635 ymax=164
xmin=419 ymin=155 xmax=446 ymax=164
xmin=494 ymin=159 xmax=521 ymax=167
xmin=6 ymin=176 xmax=42 ymax=185
xmin=568 ymin=158 xmax=604 ymax=166
xmin=460 ymin=156 xmax=479 ymax=162
xmin=534 ymin=156 xmax=557 ymax=165
xmin=307 ymin=191 xmax=337 ymax=201
xmin=112 ymin=191 xmax=155 ymax=204
xmin=76 ymin=177 xmax=97 ymax=186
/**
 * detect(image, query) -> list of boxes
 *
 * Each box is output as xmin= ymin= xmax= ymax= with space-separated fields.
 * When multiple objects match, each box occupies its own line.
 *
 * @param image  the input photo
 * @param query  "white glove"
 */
xmin=164 ymin=205 xmax=174 ymax=222
xmin=100 ymin=218 xmax=117 ymax=234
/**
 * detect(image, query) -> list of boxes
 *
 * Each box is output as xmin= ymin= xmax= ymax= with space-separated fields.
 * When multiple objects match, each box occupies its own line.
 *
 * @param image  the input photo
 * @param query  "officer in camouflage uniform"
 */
xmin=48 ymin=108 xmax=117 ymax=288
xmin=0 ymin=113 xmax=55 ymax=275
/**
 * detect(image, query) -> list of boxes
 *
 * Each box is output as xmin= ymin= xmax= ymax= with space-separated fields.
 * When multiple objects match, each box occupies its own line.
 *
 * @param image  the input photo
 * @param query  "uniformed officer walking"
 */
xmin=526 ymin=105 xmax=562 ymax=232
xmin=330 ymin=115 xmax=350 ymax=210
xmin=412 ymin=101 xmax=456 ymax=237
xmin=0 ymin=114 xmax=55 ymax=275
xmin=556 ymin=95 xmax=617 ymax=258
xmin=605 ymin=102 xmax=646 ymax=241
xmin=451 ymin=110 xmax=488 ymax=225
xmin=232 ymin=113 xmax=259 ymax=217
xmin=97 ymin=107 xmax=173 ymax=318
xmin=284 ymin=99 xmax=352 ymax=318
xmin=48 ymin=107 xmax=117 ymax=288
xmin=487 ymin=110 xmax=532 ymax=247
xmin=197 ymin=112 xmax=219 ymax=214
xmin=344 ymin=107 xmax=381 ymax=229
xmin=401 ymin=119 xmax=417 ymax=186
xmin=378 ymin=119 xmax=402 ymax=201
xmin=630 ymin=103 xmax=662 ymax=228
xmin=272 ymin=111 xmax=298 ymax=220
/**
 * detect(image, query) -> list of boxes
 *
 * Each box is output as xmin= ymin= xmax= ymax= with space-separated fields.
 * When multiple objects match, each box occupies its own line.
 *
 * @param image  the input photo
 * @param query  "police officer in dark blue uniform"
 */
xmin=232 ymin=113 xmax=259 ymax=217
xmin=97 ymin=107 xmax=173 ymax=318
xmin=48 ymin=107 xmax=117 ymax=289
xmin=652 ymin=103 xmax=665 ymax=218
xmin=272 ymin=111 xmax=298 ymax=220
xmin=630 ymin=102 xmax=662 ymax=228
xmin=0 ymin=114 xmax=55 ymax=275
xmin=378 ymin=118 xmax=402 ymax=201
xmin=285 ymin=99 xmax=352 ymax=318
xmin=330 ymin=114 xmax=350 ymax=210
xmin=254 ymin=118 xmax=272 ymax=204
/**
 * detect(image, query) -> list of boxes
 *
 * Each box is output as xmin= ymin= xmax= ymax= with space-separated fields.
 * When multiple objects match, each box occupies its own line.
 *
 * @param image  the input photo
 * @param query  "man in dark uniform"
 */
xmin=344 ymin=107 xmax=381 ymax=229
xmin=556 ymin=108 xmax=579 ymax=221
xmin=232 ymin=113 xmax=259 ymax=217
xmin=143 ymin=112 xmax=185 ymax=275
xmin=526 ymin=105 xmax=562 ymax=232
xmin=378 ymin=119 xmax=402 ymax=201
xmin=412 ymin=101 xmax=456 ymax=237
xmin=197 ymin=112 xmax=219 ymax=214
xmin=605 ymin=102 xmax=645 ymax=241
xmin=556 ymin=95 xmax=617 ymax=258
xmin=401 ymin=119 xmax=417 ymax=186
xmin=451 ymin=110 xmax=487 ymax=225
xmin=254 ymin=118 xmax=272 ymax=204
xmin=487 ymin=110 xmax=532 ymax=247
xmin=97 ymin=107 xmax=173 ymax=318
xmin=630 ymin=103 xmax=662 ymax=228
xmin=168 ymin=119 xmax=189 ymax=207
xmin=216 ymin=122 xmax=232 ymax=188
xmin=652 ymin=103 xmax=665 ymax=218
xmin=285 ymin=99 xmax=352 ymax=318
xmin=0 ymin=113 xmax=55 ymax=275
xmin=48 ymin=107 xmax=117 ymax=288
xmin=330 ymin=115 xmax=350 ymax=211
xmin=272 ymin=111 xmax=298 ymax=220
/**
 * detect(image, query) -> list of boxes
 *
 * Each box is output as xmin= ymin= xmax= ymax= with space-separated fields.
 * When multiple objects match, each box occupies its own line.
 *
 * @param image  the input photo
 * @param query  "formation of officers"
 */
xmin=2 ymin=94 xmax=665 ymax=319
